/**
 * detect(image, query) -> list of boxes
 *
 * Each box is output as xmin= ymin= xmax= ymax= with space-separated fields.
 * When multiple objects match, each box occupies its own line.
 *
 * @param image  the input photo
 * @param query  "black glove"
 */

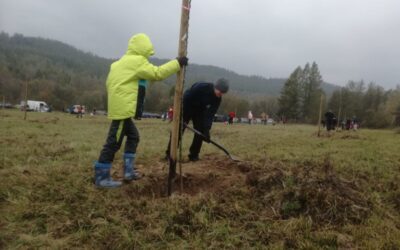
xmin=177 ymin=56 xmax=188 ymax=67
xmin=203 ymin=130 xmax=211 ymax=143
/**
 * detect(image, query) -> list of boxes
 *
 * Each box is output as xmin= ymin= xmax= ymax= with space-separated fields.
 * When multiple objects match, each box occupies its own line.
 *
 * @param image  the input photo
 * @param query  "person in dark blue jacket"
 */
xmin=167 ymin=78 xmax=229 ymax=161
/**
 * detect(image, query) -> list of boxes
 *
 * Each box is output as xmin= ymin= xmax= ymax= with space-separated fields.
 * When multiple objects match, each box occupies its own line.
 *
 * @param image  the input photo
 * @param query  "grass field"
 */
xmin=1 ymin=109 xmax=400 ymax=249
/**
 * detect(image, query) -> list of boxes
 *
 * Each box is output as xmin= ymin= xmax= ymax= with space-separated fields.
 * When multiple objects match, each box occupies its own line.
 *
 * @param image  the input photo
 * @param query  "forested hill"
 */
xmin=0 ymin=32 xmax=338 ymax=110
xmin=151 ymin=59 xmax=338 ymax=98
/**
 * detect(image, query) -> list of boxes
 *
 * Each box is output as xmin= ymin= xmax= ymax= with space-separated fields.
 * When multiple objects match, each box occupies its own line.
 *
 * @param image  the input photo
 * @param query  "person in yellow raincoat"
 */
xmin=94 ymin=33 xmax=188 ymax=188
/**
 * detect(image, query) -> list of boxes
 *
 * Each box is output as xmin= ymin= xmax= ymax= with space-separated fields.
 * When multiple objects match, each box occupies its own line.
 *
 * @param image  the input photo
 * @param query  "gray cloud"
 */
xmin=1 ymin=0 xmax=399 ymax=88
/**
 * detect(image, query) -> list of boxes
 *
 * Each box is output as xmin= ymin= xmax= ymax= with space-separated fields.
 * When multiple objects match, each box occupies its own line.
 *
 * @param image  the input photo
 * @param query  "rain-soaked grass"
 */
xmin=1 ymin=109 xmax=400 ymax=249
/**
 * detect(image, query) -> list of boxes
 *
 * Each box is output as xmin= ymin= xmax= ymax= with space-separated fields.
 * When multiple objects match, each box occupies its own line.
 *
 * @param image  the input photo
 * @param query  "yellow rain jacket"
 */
xmin=106 ymin=33 xmax=180 ymax=120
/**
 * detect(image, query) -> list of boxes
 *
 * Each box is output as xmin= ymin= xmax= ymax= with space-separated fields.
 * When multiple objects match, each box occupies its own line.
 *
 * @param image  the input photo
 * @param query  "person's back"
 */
xmin=228 ymin=111 xmax=235 ymax=124
xmin=167 ymin=79 xmax=229 ymax=162
xmin=183 ymin=82 xmax=221 ymax=120
xmin=94 ymin=33 xmax=187 ymax=188
xmin=325 ymin=110 xmax=334 ymax=131
xmin=248 ymin=111 xmax=253 ymax=124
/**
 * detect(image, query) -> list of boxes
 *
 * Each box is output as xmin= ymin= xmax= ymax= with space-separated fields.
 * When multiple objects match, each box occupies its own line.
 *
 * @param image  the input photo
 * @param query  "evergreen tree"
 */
xmin=278 ymin=66 xmax=302 ymax=121
xmin=307 ymin=62 xmax=324 ymax=122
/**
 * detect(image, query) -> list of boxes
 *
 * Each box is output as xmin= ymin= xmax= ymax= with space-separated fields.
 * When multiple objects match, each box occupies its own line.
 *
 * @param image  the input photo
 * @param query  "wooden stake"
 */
xmin=168 ymin=0 xmax=191 ymax=196
xmin=317 ymin=93 xmax=323 ymax=137
xmin=336 ymin=88 xmax=342 ymax=130
xmin=24 ymin=81 xmax=28 ymax=120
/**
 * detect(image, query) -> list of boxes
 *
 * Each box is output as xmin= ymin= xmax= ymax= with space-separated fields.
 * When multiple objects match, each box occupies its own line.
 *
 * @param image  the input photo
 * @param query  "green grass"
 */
xmin=1 ymin=109 xmax=400 ymax=249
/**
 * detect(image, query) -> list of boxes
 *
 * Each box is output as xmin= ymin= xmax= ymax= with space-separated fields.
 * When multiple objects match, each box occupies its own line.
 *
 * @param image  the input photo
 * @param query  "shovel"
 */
xmin=184 ymin=123 xmax=240 ymax=162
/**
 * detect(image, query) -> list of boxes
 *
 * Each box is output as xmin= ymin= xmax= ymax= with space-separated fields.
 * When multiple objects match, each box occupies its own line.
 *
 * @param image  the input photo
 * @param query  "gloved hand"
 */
xmin=203 ymin=130 xmax=211 ymax=143
xmin=177 ymin=56 xmax=188 ymax=67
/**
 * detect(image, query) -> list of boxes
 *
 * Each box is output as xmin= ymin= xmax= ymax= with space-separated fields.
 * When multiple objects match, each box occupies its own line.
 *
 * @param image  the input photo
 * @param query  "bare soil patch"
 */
xmin=116 ymin=154 xmax=251 ymax=198
xmin=114 ymin=154 xmax=372 ymax=226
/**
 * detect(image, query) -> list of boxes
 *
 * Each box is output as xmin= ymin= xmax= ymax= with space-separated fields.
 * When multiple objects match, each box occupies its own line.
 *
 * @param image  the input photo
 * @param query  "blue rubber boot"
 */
xmin=123 ymin=153 xmax=141 ymax=181
xmin=94 ymin=162 xmax=122 ymax=188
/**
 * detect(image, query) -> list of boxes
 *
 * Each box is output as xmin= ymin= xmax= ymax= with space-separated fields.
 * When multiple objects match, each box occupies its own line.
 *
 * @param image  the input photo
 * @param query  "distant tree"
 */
xmin=328 ymin=88 xmax=342 ymax=116
xmin=278 ymin=66 xmax=302 ymax=121
xmin=301 ymin=62 xmax=324 ymax=122
xmin=219 ymin=94 xmax=250 ymax=117
xmin=250 ymin=97 xmax=279 ymax=118
xmin=384 ymin=86 xmax=400 ymax=126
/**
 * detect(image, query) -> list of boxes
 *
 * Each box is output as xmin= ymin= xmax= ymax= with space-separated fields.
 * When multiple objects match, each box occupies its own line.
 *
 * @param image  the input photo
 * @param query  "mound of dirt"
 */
xmin=118 ymin=154 xmax=253 ymax=198
xmin=246 ymin=159 xmax=372 ymax=225
xmin=115 ymin=154 xmax=372 ymax=226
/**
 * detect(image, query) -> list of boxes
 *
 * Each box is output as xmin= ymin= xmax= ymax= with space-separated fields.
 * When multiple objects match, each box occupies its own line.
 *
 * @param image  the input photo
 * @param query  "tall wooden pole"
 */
xmin=336 ymin=88 xmax=342 ymax=130
xmin=317 ymin=93 xmax=324 ymax=137
xmin=24 ymin=80 xmax=28 ymax=120
xmin=168 ymin=0 xmax=191 ymax=196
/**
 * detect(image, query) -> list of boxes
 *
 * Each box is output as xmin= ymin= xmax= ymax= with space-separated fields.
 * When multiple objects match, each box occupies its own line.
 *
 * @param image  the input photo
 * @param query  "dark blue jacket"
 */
xmin=183 ymin=82 xmax=221 ymax=130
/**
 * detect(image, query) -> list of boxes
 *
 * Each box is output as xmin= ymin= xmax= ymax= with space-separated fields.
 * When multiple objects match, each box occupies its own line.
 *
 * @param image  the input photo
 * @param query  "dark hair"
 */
xmin=214 ymin=78 xmax=229 ymax=93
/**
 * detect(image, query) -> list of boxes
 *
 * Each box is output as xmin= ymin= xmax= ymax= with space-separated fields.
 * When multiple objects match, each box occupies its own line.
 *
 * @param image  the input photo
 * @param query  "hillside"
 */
xmin=0 ymin=32 xmax=339 ymax=109
xmin=152 ymin=58 xmax=338 ymax=97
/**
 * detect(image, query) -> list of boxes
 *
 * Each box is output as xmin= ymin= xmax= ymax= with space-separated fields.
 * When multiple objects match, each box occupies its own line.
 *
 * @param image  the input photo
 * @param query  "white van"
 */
xmin=21 ymin=100 xmax=50 ymax=112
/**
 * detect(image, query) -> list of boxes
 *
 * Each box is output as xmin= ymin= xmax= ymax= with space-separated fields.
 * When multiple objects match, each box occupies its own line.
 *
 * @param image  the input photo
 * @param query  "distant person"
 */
xmin=167 ymin=107 xmax=173 ymax=122
xmin=248 ymin=110 xmax=253 ymax=125
xmin=352 ymin=116 xmax=359 ymax=130
xmin=77 ymin=105 xmax=83 ymax=118
xmin=166 ymin=78 xmax=229 ymax=161
xmin=332 ymin=116 xmax=337 ymax=130
xmin=261 ymin=112 xmax=267 ymax=125
xmin=341 ymin=120 xmax=346 ymax=130
xmin=346 ymin=119 xmax=352 ymax=130
xmin=324 ymin=110 xmax=335 ymax=131
xmin=94 ymin=33 xmax=188 ymax=188
xmin=228 ymin=111 xmax=236 ymax=124
xmin=281 ymin=116 xmax=287 ymax=124
xmin=74 ymin=105 xmax=79 ymax=115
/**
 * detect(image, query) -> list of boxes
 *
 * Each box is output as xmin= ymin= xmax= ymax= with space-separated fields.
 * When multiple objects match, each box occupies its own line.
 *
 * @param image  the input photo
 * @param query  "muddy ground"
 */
xmin=112 ymin=154 xmax=372 ymax=227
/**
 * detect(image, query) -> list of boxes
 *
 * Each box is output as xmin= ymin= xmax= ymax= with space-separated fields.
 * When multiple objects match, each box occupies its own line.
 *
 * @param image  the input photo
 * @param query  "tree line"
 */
xmin=278 ymin=63 xmax=400 ymax=127
xmin=0 ymin=32 xmax=398 ymax=127
xmin=0 ymin=32 xmax=281 ymax=117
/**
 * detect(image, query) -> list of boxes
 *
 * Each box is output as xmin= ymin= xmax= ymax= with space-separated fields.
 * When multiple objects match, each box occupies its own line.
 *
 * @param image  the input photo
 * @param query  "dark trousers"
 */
xmin=98 ymin=118 xmax=139 ymax=163
xmin=166 ymin=112 xmax=206 ymax=159
xmin=187 ymin=114 xmax=206 ymax=158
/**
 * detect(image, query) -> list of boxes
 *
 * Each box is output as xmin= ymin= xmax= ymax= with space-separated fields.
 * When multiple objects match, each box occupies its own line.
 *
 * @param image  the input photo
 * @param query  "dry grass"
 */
xmin=1 ymin=109 xmax=400 ymax=249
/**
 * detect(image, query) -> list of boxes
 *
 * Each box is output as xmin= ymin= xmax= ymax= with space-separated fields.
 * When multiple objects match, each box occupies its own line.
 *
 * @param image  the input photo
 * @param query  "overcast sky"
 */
xmin=1 ymin=0 xmax=399 ymax=89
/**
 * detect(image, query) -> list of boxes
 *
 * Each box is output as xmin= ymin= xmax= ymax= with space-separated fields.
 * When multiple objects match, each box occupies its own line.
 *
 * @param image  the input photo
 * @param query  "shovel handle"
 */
xmin=184 ymin=123 xmax=236 ymax=161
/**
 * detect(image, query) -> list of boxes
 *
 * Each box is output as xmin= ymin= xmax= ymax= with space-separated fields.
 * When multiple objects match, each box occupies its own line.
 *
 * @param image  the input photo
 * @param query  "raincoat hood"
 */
xmin=126 ymin=33 xmax=155 ymax=58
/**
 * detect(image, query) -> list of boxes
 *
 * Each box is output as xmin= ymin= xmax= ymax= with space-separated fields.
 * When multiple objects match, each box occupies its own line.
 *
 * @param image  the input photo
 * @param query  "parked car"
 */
xmin=67 ymin=105 xmax=86 ymax=114
xmin=20 ymin=100 xmax=50 ymax=112
xmin=142 ymin=112 xmax=161 ymax=118
xmin=0 ymin=102 xmax=13 ymax=109
xmin=240 ymin=118 xmax=249 ymax=123
xmin=214 ymin=114 xmax=227 ymax=123
xmin=267 ymin=118 xmax=275 ymax=125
